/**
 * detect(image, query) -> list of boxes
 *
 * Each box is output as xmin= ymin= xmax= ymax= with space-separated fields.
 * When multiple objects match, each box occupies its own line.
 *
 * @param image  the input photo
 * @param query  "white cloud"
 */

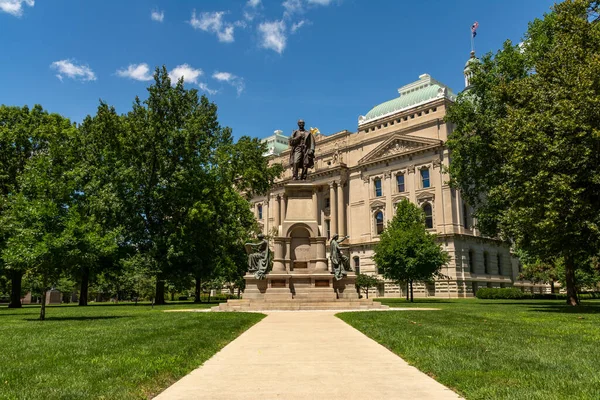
xmin=151 ymin=9 xmax=164 ymax=22
xmin=247 ymin=0 xmax=261 ymax=8
xmin=291 ymin=20 xmax=307 ymax=33
xmin=282 ymin=0 xmax=303 ymax=16
xmin=0 ymin=0 xmax=34 ymax=17
xmin=283 ymin=0 xmax=335 ymax=17
xmin=116 ymin=63 xmax=153 ymax=81
xmin=51 ymin=60 xmax=96 ymax=82
xmin=169 ymin=64 xmax=203 ymax=85
xmin=307 ymin=0 xmax=333 ymax=5
xmin=212 ymin=71 xmax=245 ymax=96
xmin=199 ymin=82 xmax=218 ymax=95
xmin=258 ymin=20 xmax=286 ymax=54
xmin=189 ymin=10 xmax=235 ymax=43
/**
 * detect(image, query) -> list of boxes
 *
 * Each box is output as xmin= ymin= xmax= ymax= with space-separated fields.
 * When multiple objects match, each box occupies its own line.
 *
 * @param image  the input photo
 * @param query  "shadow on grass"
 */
xmin=24 ymin=316 xmax=129 ymax=321
xmin=527 ymin=304 xmax=600 ymax=314
xmin=375 ymin=299 xmax=455 ymax=304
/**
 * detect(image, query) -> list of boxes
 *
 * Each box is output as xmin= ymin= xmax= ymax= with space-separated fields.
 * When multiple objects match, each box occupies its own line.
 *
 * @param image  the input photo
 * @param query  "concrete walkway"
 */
xmin=154 ymin=311 xmax=462 ymax=400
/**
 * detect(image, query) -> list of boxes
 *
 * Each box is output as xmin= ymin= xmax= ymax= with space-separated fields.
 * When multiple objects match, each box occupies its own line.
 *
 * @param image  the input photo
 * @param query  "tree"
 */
xmin=355 ymin=273 xmax=380 ymax=299
xmin=373 ymin=199 xmax=450 ymax=302
xmin=445 ymin=0 xmax=600 ymax=305
xmin=516 ymin=250 xmax=561 ymax=294
xmin=1 ymin=111 xmax=79 ymax=320
xmin=70 ymin=103 xmax=127 ymax=305
xmin=0 ymin=105 xmax=57 ymax=308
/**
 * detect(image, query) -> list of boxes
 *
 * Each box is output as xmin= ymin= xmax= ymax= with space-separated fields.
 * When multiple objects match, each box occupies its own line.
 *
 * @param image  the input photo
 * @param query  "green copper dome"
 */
xmin=359 ymin=74 xmax=456 ymax=125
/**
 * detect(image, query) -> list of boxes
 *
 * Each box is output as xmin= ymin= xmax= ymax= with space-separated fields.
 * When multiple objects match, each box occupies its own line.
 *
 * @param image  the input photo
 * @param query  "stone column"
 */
xmin=272 ymin=238 xmax=285 ymax=272
xmin=329 ymin=182 xmax=337 ymax=236
xmin=273 ymin=194 xmax=280 ymax=230
xmin=385 ymin=172 xmax=393 ymax=224
xmin=281 ymin=194 xmax=287 ymax=223
xmin=336 ymin=181 xmax=345 ymax=237
xmin=312 ymin=187 xmax=319 ymax=222
xmin=263 ymin=199 xmax=269 ymax=235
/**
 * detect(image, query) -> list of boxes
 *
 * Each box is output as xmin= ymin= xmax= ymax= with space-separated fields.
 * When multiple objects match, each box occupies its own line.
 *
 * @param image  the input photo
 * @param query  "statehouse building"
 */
xmin=251 ymin=55 xmax=548 ymax=298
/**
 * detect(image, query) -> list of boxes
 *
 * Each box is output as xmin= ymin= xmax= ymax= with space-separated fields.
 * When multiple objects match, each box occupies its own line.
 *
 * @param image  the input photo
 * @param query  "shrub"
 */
xmin=476 ymin=288 xmax=531 ymax=299
xmin=476 ymin=288 xmax=600 ymax=300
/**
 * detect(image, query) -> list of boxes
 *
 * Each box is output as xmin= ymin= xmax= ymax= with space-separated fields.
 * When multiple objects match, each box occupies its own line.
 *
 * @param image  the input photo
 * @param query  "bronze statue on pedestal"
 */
xmin=289 ymin=119 xmax=316 ymax=180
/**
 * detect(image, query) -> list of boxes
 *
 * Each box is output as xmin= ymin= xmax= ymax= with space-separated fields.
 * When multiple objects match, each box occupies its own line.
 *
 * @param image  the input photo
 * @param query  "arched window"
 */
xmin=353 ymin=257 xmax=360 ymax=275
xmin=462 ymin=203 xmax=469 ymax=229
xmin=375 ymin=211 xmax=384 ymax=234
xmin=396 ymin=173 xmax=405 ymax=192
xmin=423 ymin=203 xmax=433 ymax=229
xmin=468 ymin=249 xmax=475 ymax=273
xmin=257 ymin=204 xmax=263 ymax=220
xmin=497 ymin=254 xmax=502 ymax=275
xmin=374 ymin=178 xmax=382 ymax=197
xmin=420 ymin=168 xmax=430 ymax=188
xmin=484 ymin=252 xmax=489 ymax=274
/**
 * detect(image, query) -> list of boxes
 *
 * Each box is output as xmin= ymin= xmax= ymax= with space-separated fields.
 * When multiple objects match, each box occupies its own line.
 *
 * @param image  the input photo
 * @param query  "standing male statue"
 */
xmin=245 ymin=233 xmax=270 ymax=279
xmin=330 ymin=234 xmax=351 ymax=280
xmin=288 ymin=119 xmax=316 ymax=180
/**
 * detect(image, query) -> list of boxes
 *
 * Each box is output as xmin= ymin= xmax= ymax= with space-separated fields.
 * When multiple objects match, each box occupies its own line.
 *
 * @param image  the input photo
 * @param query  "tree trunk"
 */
xmin=155 ymin=278 xmax=166 ymax=305
xmin=8 ymin=270 xmax=23 ymax=309
xmin=237 ymin=287 xmax=241 ymax=299
xmin=194 ymin=277 xmax=201 ymax=303
xmin=170 ymin=291 xmax=175 ymax=301
xmin=366 ymin=288 xmax=369 ymax=299
xmin=40 ymin=288 xmax=47 ymax=321
xmin=564 ymin=256 xmax=579 ymax=306
xmin=409 ymin=279 xmax=414 ymax=302
xmin=406 ymin=282 xmax=409 ymax=301
xmin=79 ymin=267 xmax=89 ymax=306
xmin=550 ymin=280 xmax=555 ymax=294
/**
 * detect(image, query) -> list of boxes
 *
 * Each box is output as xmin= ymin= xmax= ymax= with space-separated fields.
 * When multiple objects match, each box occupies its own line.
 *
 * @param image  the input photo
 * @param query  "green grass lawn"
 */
xmin=0 ymin=302 xmax=264 ymax=400
xmin=338 ymin=298 xmax=600 ymax=400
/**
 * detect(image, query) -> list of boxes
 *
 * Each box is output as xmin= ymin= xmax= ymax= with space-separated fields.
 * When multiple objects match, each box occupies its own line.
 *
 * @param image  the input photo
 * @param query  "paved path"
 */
xmin=155 ymin=311 xmax=462 ymax=400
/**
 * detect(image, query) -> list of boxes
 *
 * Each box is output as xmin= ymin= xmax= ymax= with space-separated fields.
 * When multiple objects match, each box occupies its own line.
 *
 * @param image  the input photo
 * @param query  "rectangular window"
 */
xmin=257 ymin=204 xmax=263 ymax=220
xmin=326 ymin=220 xmax=331 ymax=239
xmin=325 ymin=197 xmax=330 ymax=209
xmin=396 ymin=174 xmax=405 ymax=192
xmin=374 ymin=179 xmax=382 ymax=197
xmin=421 ymin=168 xmax=430 ymax=188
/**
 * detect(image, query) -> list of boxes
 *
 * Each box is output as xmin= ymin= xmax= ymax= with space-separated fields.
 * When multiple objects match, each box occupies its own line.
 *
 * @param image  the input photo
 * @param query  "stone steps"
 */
xmin=212 ymin=299 xmax=389 ymax=312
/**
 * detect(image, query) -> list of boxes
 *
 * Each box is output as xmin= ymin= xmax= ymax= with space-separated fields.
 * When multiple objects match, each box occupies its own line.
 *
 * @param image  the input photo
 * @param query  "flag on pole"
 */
xmin=471 ymin=21 xmax=479 ymax=38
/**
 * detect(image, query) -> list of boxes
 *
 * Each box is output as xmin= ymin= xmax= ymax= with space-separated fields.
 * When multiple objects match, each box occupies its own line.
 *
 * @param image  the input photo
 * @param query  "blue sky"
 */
xmin=1 ymin=0 xmax=556 ymax=140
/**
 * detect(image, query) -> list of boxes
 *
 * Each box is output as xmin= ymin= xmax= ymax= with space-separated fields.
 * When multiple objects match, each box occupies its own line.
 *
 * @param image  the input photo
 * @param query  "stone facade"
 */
xmin=251 ymin=73 xmax=548 ymax=298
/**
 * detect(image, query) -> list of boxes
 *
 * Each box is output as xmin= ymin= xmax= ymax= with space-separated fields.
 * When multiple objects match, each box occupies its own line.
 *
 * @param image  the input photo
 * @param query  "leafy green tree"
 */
xmin=373 ymin=199 xmax=450 ymax=302
xmin=70 ymin=103 xmax=127 ymax=305
xmin=445 ymin=0 xmax=600 ymax=305
xmin=0 ymin=105 xmax=58 ymax=308
xmin=1 ymin=112 xmax=78 ymax=319
xmin=355 ymin=273 xmax=380 ymax=299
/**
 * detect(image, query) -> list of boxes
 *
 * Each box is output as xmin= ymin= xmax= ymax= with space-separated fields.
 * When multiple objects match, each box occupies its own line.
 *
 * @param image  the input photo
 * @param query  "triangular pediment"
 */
xmin=358 ymin=134 xmax=442 ymax=164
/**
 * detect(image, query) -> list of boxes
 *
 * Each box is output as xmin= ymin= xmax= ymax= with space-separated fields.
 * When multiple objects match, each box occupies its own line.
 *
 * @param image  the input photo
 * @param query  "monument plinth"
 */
xmin=216 ymin=182 xmax=386 ymax=311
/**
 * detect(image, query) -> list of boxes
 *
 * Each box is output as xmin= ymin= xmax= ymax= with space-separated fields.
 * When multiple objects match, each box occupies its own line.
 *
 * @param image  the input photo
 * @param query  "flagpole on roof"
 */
xmin=471 ymin=27 xmax=474 ymax=53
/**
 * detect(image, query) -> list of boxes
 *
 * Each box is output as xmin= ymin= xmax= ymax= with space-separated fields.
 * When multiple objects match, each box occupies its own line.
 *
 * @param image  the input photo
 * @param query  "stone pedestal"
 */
xmin=334 ymin=274 xmax=360 ymax=299
xmin=46 ymin=289 xmax=61 ymax=305
xmin=21 ymin=292 xmax=32 ymax=305
xmin=265 ymin=274 xmax=293 ymax=300
xmin=243 ymin=275 xmax=268 ymax=299
xmin=239 ymin=182 xmax=367 ymax=309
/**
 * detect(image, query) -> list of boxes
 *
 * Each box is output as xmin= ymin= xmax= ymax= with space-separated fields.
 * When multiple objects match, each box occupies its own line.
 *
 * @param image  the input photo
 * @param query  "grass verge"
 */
xmin=338 ymin=298 xmax=600 ymax=400
xmin=0 ymin=302 xmax=264 ymax=399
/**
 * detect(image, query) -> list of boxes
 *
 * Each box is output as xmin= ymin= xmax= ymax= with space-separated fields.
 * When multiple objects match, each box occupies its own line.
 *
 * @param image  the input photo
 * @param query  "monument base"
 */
xmin=214 ymin=272 xmax=385 ymax=311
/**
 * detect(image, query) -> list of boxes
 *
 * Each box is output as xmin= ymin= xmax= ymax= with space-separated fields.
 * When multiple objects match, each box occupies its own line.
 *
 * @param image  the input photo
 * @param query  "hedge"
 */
xmin=476 ymin=287 xmax=600 ymax=300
